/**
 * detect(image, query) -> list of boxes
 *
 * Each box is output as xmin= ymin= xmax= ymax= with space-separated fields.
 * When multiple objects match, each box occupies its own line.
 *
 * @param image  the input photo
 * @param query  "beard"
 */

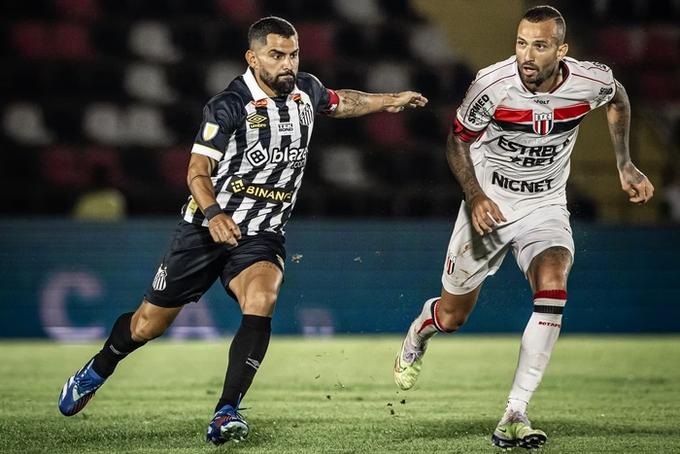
xmin=520 ymin=62 xmax=557 ymax=88
xmin=261 ymin=69 xmax=297 ymax=95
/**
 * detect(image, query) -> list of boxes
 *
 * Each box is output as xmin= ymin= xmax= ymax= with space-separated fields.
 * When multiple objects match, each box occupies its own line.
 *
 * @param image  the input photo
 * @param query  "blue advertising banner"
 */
xmin=1 ymin=219 xmax=679 ymax=338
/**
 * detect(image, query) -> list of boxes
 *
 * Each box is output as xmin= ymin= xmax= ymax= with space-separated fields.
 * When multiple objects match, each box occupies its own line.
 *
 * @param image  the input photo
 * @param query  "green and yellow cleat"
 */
xmin=491 ymin=411 xmax=547 ymax=450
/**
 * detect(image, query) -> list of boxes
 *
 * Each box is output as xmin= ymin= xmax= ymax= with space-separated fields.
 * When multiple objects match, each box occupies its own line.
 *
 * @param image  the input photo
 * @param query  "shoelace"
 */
xmin=402 ymin=336 xmax=427 ymax=363
xmin=217 ymin=406 xmax=248 ymax=420
xmin=74 ymin=367 xmax=98 ymax=389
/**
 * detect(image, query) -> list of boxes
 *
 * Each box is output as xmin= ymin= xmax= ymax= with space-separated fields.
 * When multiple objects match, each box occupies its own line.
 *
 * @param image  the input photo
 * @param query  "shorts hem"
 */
xmin=441 ymin=277 xmax=482 ymax=296
xmin=223 ymin=257 xmax=285 ymax=301
xmin=143 ymin=293 xmax=194 ymax=308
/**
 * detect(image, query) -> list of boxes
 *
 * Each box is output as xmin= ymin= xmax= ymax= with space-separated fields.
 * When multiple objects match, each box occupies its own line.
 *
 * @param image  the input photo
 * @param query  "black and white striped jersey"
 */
xmin=182 ymin=68 xmax=339 ymax=235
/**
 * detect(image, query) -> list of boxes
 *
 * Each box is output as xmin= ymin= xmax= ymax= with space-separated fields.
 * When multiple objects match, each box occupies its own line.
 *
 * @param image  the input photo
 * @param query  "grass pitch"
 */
xmin=1 ymin=336 xmax=679 ymax=453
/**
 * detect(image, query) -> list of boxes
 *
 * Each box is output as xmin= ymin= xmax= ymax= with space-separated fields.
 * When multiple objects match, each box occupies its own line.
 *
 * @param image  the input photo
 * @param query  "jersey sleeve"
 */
xmin=300 ymin=73 xmax=340 ymax=115
xmin=453 ymin=71 xmax=501 ymax=141
xmin=583 ymin=61 xmax=617 ymax=109
xmin=191 ymin=92 xmax=244 ymax=161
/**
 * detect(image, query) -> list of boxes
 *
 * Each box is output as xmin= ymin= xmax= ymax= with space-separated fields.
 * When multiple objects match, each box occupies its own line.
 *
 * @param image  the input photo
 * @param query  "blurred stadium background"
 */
xmin=1 ymin=0 xmax=679 ymax=339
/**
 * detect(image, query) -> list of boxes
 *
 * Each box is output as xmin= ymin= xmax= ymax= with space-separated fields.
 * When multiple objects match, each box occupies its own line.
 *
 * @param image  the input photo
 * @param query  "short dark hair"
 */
xmin=522 ymin=5 xmax=566 ymax=44
xmin=248 ymin=16 xmax=297 ymax=48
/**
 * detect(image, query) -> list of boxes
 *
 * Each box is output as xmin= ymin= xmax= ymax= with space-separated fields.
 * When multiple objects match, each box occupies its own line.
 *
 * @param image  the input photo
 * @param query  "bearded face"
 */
xmin=260 ymin=67 xmax=297 ymax=95
xmin=248 ymin=33 xmax=300 ymax=97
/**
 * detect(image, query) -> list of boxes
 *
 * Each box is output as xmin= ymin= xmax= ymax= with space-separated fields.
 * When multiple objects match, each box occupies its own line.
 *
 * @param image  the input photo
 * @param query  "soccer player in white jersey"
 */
xmin=394 ymin=5 xmax=654 ymax=450
xmin=57 ymin=16 xmax=427 ymax=446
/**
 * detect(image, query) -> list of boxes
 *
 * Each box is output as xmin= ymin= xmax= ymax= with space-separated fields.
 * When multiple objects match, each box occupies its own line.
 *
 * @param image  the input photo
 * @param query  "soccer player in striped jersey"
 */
xmin=393 ymin=5 xmax=654 ymax=450
xmin=57 ymin=16 xmax=428 ymax=445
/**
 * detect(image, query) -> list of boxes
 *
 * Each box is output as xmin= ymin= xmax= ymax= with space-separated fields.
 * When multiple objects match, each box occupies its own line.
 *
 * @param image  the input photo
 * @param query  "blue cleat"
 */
xmin=58 ymin=358 xmax=106 ymax=416
xmin=206 ymin=405 xmax=249 ymax=445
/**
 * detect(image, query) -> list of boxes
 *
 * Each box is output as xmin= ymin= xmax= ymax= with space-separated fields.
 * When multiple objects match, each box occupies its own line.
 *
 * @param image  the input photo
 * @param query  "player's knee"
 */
xmin=242 ymin=291 xmax=278 ymax=315
xmin=533 ymin=270 xmax=568 ymax=292
xmin=529 ymin=249 xmax=571 ymax=291
xmin=131 ymin=315 xmax=168 ymax=341
xmin=437 ymin=310 xmax=469 ymax=332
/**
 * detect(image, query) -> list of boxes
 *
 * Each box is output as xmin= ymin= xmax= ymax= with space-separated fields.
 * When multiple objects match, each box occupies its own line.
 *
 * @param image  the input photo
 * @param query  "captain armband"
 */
xmin=452 ymin=117 xmax=482 ymax=143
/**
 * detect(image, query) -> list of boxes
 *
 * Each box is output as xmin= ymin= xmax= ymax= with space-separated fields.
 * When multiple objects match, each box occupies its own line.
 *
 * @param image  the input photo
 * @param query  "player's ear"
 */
xmin=557 ymin=42 xmax=568 ymax=60
xmin=245 ymin=49 xmax=258 ymax=69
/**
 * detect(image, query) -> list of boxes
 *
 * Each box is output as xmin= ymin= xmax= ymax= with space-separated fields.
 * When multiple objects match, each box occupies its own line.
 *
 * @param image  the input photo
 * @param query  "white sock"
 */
xmin=411 ymin=297 xmax=446 ymax=340
xmin=506 ymin=290 xmax=567 ymax=416
xmin=402 ymin=297 xmax=443 ymax=359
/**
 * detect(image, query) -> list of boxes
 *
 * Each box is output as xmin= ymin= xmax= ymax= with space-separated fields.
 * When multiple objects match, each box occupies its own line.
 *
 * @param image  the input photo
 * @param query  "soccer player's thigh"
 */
xmin=512 ymin=205 xmax=574 ymax=293
xmin=137 ymin=222 xmax=227 ymax=339
xmin=440 ymin=203 xmax=512 ymax=324
xmin=223 ymin=234 xmax=285 ymax=316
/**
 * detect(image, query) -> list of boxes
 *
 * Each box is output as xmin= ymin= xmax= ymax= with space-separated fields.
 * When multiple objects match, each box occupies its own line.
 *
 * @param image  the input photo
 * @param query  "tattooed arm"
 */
xmin=606 ymin=80 xmax=654 ymax=203
xmin=446 ymin=129 xmax=506 ymax=236
xmin=328 ymin=90 xmax=428 ymax=118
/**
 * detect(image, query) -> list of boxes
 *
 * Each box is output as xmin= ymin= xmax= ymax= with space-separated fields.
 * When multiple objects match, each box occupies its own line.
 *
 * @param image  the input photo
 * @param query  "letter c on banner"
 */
xmin=39 ymin=271 xmax=105 ymax=341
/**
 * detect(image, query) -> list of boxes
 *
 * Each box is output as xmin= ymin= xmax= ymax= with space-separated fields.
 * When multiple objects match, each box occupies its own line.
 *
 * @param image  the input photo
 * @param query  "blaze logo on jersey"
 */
xmin=245 ymin=143 xmax=269 ymax=166
xmin=152 ymin=264 xmax=167 ymax=291
xmin=533 ymin=111 xmax=554 ymax=135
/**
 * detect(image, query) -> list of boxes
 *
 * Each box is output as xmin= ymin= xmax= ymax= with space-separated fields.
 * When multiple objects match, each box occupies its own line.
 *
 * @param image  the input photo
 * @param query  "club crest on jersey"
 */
xmin=202 ymin=122 xmax=219 ymax=141
xmin=533 ymin=111 xmax=554 ymax=135
xmin=299 ymin=104 xmax=314 ymax=126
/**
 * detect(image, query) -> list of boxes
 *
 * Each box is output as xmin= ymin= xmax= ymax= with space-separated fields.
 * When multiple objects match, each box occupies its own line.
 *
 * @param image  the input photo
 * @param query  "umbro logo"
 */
xmin=247 ymin=113 xmax=268 ymax=129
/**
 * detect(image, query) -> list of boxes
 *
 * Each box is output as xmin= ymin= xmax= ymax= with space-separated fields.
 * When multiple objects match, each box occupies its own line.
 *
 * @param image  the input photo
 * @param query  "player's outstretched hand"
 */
xmin=208 ymin=213 xmax=242 ymax=246
xmin=384 ymin=91 xmax=429 ymax=113
xmin=468 ymin=193 xmax=507 ymax=236
xmin=619 ymin=162 xmax=654 ymax=204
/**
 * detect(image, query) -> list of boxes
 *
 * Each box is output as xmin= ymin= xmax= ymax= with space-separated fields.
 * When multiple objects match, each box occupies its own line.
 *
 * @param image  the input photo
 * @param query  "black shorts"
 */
xmin=144 ymin=221 xmax=286 ymax=308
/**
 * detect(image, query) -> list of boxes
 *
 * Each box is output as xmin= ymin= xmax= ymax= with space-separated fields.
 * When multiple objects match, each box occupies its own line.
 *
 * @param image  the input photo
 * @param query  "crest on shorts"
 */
xmin=152 ymin=264 xmax=167 ymax=291
xmin=202 ymin=122 xmax=219 ymax=141
xmin=446 ymin=251 xmax=456 ymax=275
xmin=533 ymin=111 xmax=553 ymax=135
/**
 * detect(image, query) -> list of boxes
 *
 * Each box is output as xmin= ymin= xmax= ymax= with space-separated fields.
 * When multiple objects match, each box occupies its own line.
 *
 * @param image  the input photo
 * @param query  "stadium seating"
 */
xmin=0 ymin=0 xmax=470 ymax=218
xmin=1 ymin=0 xmax=676 ymax=220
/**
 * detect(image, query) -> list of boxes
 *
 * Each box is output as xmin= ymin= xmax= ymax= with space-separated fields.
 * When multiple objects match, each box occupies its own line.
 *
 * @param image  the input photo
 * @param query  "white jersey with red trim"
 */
xmin=454 ymin=55 xmax=616 ymax=221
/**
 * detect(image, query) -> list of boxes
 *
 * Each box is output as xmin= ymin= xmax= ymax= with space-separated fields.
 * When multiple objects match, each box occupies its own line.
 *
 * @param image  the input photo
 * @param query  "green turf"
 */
xmin=1 ymin=336 xmax=679 ymax=453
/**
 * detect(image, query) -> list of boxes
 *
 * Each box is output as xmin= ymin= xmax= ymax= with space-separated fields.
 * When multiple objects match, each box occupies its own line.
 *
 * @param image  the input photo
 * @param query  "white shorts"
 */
xmin=441 ymin=202 xmax=574 ymax=295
